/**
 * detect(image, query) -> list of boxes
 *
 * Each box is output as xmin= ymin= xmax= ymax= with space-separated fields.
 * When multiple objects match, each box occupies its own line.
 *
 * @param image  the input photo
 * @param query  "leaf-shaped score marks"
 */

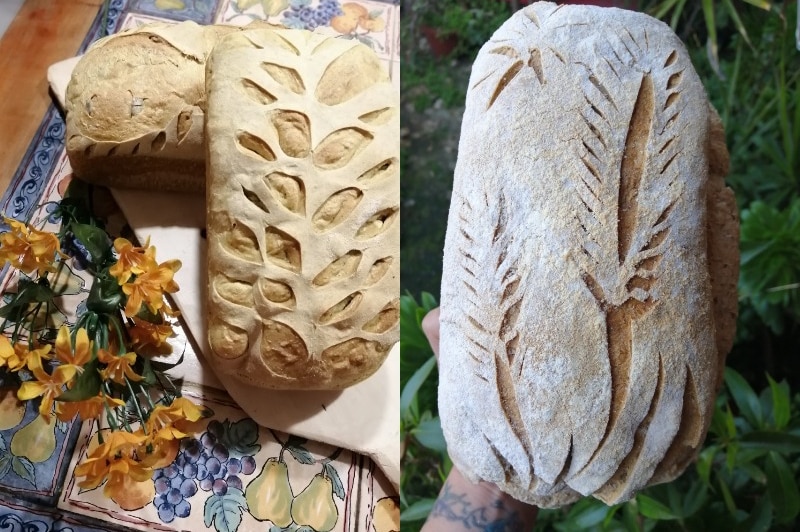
xmin=319 ymin=292 xmax=363 ymax=325
xmin=209 ymin=317 xmax=248 ymax=359
xmin=322 ymin=338 xmax=385 ymax=371
xmin=362 ymin=299 xmax=399 ymax=333
xmin=242 ymin=186 xmax=269 ymax=214
xmin=315 ymin=45 xmax=388 ymax=105
xmin=358 ymin=107 xmax=394 ymax=125
xmin=151 ymin=131 xmax=167 ymax=152
xmin=260 ymin=320 xmax=308 ymax=375
xmin=265 ymin=226 xmax=301 ymax=272
xmin=265 ymin=172 xmax=305 ymax=215
xmin=214 ymin=274 xmax=254 ymax=307
xmin=365 ymin=257 xmax=393 ymax=285
xmin=240 ymin=78 xmax=277 ymax=106
xmin=312 ymin=250 xmax=362 ymax=287
xmin=357 ymin=158 xmax=398 ymax=184
xmin=236 ymin=131 xmax=276 ymax=161
xmin=222 ymin=222 xmax=261 ymax=263
xmin=176 ymin=109 xmax=193 ymax=145
xmin=313 ymin=128 xmax=373 ymax=170
xmin=256 ymin=277 xmax=295 ymax=308
xmin=355 ymin=207 xmax=398 ymax=240
xmin=261 ymin=62 xmax=305 ymax=94
xmin=272 ymin=110 xmax=310 ymax=158
xmin=312 ymin=188 xmax=363 ymax=232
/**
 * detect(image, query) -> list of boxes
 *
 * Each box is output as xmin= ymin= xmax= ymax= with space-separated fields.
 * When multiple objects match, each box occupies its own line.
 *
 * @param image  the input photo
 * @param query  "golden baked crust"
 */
xmin=438 ymin=2 xmax=739 ymax=507
xmin=65 ymin=22 xmax=239 ymax=193
xmin=205 ymin=29 xmax=399 ymax=390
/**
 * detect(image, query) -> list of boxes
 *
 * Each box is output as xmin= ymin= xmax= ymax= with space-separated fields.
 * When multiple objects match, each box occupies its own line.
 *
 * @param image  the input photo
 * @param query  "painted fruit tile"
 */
xmin=0 ymin=396 xmax=81 ymax=506
xmin=131 ymin=0 xmax=220 ymax=24
xmin=0 ymin=495 xmax=127 ymax=532
xmin=59 ymin=384 xmax=385 ymax=531
xmin=218 ymin=0 xmax=397 ymax=60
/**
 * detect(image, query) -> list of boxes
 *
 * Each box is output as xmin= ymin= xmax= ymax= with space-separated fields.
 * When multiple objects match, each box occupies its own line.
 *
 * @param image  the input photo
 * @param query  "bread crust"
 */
xmin=204 ymin=29 xmax=399 ymax=390
xmin=439 ymin=2 xmax=738 ymax=506
xmin=65 ymin=22 xmax=240 ymax=192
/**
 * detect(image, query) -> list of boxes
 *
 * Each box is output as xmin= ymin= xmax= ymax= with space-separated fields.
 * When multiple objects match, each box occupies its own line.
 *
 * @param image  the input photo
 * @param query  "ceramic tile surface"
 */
xmin=0 ymin=0 xmax=400 ymax=530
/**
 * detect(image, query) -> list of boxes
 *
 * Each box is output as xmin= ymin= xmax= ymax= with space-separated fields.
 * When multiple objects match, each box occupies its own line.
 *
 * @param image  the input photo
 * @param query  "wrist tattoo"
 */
xmin=429 ymin=479 xmax=525 ymax=531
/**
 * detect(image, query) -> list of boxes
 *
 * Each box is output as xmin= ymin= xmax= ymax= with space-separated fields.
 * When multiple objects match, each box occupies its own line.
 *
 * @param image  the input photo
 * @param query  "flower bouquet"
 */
xmin=0 ymin=182 xmax=209 ymax=509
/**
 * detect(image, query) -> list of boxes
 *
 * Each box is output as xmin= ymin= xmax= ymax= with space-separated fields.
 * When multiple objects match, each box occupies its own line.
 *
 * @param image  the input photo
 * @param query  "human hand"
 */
xmin=420 ymin=307 xmax=538 ymax=532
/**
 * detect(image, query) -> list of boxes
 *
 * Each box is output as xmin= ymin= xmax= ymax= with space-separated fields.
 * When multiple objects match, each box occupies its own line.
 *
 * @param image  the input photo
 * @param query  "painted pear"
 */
xmin=291 ymin=474 xmax=338 ymax=532
xmin=10 ymin=415 xmax=56 ymax=463
xmin=0 ymin=387 xmax=26 ymax=430
xmin=245 ymin=457 xmax=294 ymax=526
xmin=372 ymin=497 xmax=400 ymax=532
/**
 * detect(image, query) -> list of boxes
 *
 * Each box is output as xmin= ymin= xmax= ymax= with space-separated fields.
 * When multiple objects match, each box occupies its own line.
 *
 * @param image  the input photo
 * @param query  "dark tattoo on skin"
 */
xmin=428 ymin=480 xmax=525 ymax=531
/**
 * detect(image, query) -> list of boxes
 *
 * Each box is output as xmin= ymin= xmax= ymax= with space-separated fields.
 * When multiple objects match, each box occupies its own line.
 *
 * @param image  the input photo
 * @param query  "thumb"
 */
xmin=421 ymin=307 xmax=441 ymax=361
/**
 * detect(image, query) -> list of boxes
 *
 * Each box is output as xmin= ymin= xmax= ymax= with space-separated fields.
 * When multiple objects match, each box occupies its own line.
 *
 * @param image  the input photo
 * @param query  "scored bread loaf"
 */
xmin=65 ymin=21 xmax=257 ymax=193
xmin=439 ymin=2 xmax=739 ymax=507
xmin=205 ymin=29 xmax=399 ymax=390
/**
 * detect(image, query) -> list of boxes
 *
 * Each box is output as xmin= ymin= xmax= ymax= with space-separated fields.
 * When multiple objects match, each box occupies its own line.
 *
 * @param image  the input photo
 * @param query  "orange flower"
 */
xmin=97 ymin=348 xmax=142 ymax=384
xmin=0 ymin=217 xmax=63 ymax=276
xmin=17 ymin=358 xmax=77 ymax=420
xmin=55 ymin=393 xmax=125 ymax=423
xmin=0 ymin=341 xmax=52 ymax=372
xmin=121 ymin=259 xmax=181 ymax=317
xmin=75 ymin=429 xmax=147 ymax=490
xmin=0 ymin=335 xmax=14 ymax=369
xmin=139 ymin=436 xmax=180 ymax=469
xmin=54 ymin=326 xmax=92 ymax=369
xmin=146 ymin=396 xmax=208 ymax=441
xmin=128 ymin=317 xmax=173 ymax=356
xmin=109 ymin=237 xmax=155 ymax=285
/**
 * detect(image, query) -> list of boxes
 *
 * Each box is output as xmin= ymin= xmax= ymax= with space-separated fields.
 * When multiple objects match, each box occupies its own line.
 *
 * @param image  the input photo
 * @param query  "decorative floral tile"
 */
xmin=130 ymin=0 xmax=221 ymax=24
xmin=0 ymin=495 xmax=127 ymax=532
xmin=219 ymin=0 xmax=398 ymax=60
xmin=59 ymin=385 xmax=397 ymax=531
xmin=0 ymin=397 xmax=82 ymax=506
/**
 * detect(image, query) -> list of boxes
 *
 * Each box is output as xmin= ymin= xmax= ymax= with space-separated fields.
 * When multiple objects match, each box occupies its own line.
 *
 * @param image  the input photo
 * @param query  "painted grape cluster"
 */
xmin=282 ymin=0 xmax=343 ymax=30
xmin=152 ymin=420 xmax=257 ymax=523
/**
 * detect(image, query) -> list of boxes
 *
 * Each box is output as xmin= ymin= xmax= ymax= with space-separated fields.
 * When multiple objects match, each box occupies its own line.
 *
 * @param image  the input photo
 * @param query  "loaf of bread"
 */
xmin=205 ymin=29 xmax=399 ymax=389
xmin=439 ymin=2 xmax=739 ymax=507
xmin=64 ymin=21 xmax=244 ymax=192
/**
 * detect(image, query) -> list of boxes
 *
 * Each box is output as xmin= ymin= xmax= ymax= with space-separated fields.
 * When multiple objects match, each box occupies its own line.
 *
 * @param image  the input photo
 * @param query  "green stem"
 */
xmin=125 ymin=376 xmax=147 ymax=434
xmin=269 ymin=428 xmax=287 ymax=462
xmin=139 ymin=383 xmax=156 ymax=410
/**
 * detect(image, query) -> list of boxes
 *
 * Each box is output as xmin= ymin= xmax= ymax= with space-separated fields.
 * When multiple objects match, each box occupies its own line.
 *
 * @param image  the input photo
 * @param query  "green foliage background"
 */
xmin=400 ymin=0 xmax=800 ymax=530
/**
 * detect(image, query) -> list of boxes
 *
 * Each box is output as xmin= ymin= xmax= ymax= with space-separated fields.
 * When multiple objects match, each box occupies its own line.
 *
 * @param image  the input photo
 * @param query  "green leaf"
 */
xmin=740 ymin=431 xmax=800 ymax=453
xmin=400 ymin=498 xmax=436 ymax=522
xmin=222 ymin=418 xmax=261 ymax=457
xmin=725 ymin=367 xmax=763 ymax=428
xmin=767 ymin=375 xmax=790 ymax=429
xmin=57 ymin=359 xmax=102 ymax=401
xmin=569 ymin=498 xmax=611 ymax=527
xmin=682 ymin=480 xmax=709 ymax=517
xmin=0 ymin=454 xmax=11 ymax=479
xmin=71 ymin=223 xmax=112 ymax=268
xmin=765 ymin=452 xmax=800 ymax=523
xmin=400 ymin=355 xmax=436 ymax=420
xmin=718 ymin=475 xmax=737 ymax=514
xmin=286 ymin=444 xmax=315 ymax=465
xmin=412 ymin=417 xmax=447 ymax=453
xmin=11 ymin=456 xmax=35 ymax=486
xmin=734 ymin=495 xmax=772 ymax=532
xmin=85 ymin=273 xmax=123 ymax=314
xmin=696 ymin=444 xmax=718 ymax=484
xmin=323 ymin=462 xmax=345 ymax=500
xmin=637 ymin=494 xmax=678 ymax=520
xmin=203 ymin=488 xmax=247 ymax=532
xmin=420 ymin=291 xmax=438 ymax=312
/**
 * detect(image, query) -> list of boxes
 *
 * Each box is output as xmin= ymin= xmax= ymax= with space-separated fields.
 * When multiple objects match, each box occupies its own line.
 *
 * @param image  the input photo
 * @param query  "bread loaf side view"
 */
xmin=205 ymin=29 xmax=399 ymax=389
xmin=64 ymin=21 xmax=243 ymax=192
xmin=439 ymin=2 xmax=739 ymax=507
